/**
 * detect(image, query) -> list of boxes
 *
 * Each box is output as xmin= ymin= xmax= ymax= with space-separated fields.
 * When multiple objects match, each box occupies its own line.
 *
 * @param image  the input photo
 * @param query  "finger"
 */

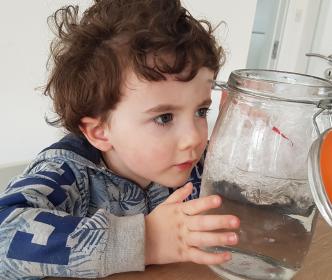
xmin=181 ymin=195 xmax=221 ymax=216
xmin=186 ymin=231 xmax=238 ymax=248
xmin=187 ymin=247 xmax=232 ymax=265
xmin=187 ymin=215 xmax=240 ymax=231
xmin=163 ymin=182 xmax=193 ymax=205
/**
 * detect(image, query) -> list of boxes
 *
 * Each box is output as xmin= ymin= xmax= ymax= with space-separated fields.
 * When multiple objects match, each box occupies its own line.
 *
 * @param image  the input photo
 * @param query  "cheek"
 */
xmin=123 ymin=129 xmax=173 ymax=163
xmin=198 ymin=120 xmax=209 ymax=143
xmin=200 ymin=121 xmax=208 ymax=136
xmin=142 ymin=136 xmax=174 ymax=162
xmin=195 ymin=124 xmax=209 ymax=157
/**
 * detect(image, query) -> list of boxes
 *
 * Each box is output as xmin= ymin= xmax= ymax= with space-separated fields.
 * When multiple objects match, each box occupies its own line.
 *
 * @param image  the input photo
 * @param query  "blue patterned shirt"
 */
xmin=0 ymin=134 xmax=203 ymax=279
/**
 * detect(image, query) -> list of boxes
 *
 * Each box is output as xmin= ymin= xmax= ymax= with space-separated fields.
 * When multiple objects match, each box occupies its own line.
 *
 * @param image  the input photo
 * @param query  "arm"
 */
xmin=0 ymin=160 xmax=145 ymax=279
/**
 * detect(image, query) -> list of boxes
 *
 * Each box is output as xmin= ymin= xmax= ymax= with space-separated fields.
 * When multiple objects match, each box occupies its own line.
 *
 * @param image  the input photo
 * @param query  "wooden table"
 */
xmin=50 ymin=216 xmax=331 ymax=280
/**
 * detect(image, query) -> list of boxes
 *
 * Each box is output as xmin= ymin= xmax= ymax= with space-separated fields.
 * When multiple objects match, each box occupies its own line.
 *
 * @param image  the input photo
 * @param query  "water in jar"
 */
xmin=203 ymin=163 xmax=318 ymax=280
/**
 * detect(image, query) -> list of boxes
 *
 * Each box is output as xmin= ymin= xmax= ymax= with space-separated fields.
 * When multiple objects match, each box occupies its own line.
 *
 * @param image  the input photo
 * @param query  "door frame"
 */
xmin=267 ymin=0 xmax=289 ymax=69
xmin=275 ymin=0 xmax=322 ymax=73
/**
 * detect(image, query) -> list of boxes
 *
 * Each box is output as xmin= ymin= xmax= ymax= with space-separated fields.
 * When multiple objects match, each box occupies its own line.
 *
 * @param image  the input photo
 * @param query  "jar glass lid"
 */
xmin=308 ymin=128 xmax=332 ymax=226
xmin=227 ymin=69 xmax=332 ymax=103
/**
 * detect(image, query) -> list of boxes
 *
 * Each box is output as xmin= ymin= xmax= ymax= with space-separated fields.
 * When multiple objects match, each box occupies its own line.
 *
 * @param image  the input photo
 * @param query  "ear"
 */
xmin=79 ymin=117 xmax=112 ymax=152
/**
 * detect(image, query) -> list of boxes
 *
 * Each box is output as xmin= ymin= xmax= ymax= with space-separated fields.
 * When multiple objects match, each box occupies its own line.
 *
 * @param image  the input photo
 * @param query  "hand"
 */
xmin=144 ymin=182 xmax=240 ymax=265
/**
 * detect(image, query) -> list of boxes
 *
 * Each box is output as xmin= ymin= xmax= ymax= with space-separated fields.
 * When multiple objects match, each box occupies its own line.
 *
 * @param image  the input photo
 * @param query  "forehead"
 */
xmin=121 ymin=67 xmax=214 ymax=105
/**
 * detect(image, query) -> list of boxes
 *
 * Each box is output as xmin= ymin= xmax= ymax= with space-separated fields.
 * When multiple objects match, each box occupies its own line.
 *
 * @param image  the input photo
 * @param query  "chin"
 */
xmin=163 ymin=177 xmax=190 ymax=189
xmin=156 ymin=168 xmax=193 ymax=188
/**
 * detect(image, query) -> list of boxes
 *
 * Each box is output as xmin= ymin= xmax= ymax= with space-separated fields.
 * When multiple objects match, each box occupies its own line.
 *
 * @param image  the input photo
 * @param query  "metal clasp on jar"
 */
xmin=313 ymin=99 xmax=332 ymax=136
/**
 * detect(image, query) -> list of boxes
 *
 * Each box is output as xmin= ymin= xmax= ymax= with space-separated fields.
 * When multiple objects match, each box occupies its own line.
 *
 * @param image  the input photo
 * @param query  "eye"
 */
xmin=196 ymin=108 xmax=211 ymax=118
xmin=153 ymin=113 xmax=173 ymax=126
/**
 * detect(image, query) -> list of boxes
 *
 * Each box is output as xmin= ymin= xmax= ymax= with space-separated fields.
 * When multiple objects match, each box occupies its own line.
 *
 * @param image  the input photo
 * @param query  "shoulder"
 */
xmin=2 ymin=135 xmax=103 ymax=213
xmin=23 ymin=133 xmax=103 ymax=181
xmin=40 ymin=133 xmax=102 ymax=165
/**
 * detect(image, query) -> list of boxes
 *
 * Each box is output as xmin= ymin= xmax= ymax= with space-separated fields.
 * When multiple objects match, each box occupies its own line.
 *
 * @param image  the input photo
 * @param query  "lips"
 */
xmin=175 ymin=160 xmax=195 ymax=171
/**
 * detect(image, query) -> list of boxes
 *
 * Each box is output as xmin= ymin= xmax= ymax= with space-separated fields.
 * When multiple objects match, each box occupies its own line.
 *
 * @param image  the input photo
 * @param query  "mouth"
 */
xmin=174 ymin=160 xmax=195 ymax=171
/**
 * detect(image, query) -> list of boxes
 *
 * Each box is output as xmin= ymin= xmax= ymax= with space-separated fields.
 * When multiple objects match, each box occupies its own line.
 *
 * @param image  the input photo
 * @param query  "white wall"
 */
xmin=0 ymin=0 xmax=256 ymax=166
xmin=306 ymin=0 xmax=332 ymax=79
xmin=0 ymin=0 xmax=93 ymax=166
xmin=276 ymin=0 xmax=321 ymax=73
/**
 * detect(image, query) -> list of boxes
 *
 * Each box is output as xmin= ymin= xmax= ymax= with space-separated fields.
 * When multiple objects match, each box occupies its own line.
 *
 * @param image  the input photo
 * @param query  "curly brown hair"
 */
xmin=44 ymin=0 xmax=224 ymax=135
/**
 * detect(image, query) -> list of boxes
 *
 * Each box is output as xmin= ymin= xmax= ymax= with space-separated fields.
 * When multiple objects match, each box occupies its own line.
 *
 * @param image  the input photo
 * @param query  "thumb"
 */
xmin=163 ymin=182 xmax=193 ymax=205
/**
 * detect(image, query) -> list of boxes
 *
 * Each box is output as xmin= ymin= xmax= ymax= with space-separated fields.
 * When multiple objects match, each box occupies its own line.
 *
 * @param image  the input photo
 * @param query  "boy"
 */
xmin=0 ymin=0 xmax=240 ymax=278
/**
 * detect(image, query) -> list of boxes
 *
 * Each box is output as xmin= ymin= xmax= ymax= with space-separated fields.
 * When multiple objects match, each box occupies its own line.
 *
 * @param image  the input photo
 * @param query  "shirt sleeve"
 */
xmin=0 ymin=160 xmax=145 ymax=279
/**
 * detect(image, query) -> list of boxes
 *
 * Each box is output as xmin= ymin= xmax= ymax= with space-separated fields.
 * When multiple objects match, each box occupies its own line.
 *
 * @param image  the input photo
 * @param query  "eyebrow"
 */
xmin=144 ymin=98 xmax=212 ymax=114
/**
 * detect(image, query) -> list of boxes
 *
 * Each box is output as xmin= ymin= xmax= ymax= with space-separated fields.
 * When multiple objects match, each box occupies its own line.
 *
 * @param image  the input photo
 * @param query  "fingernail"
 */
xmin=229 ymin=218 xmax=238 ymax=227
xmin=213 ymin=196 xmax=221 ymax=205
xmin=228 ymin=233 xmax=237 ymax=243
xmin=224 ymin=252 xmax=232 ymax=261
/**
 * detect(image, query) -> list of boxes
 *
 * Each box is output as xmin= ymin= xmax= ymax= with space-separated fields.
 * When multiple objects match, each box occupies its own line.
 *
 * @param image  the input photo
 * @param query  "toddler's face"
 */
xmin=103 ymin=67 xmax=214 ymax=188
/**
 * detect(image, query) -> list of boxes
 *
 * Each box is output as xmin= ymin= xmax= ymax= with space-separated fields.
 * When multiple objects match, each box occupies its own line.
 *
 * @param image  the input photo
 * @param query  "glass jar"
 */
xmin=201 ymin=69 xmax=332 ymax=280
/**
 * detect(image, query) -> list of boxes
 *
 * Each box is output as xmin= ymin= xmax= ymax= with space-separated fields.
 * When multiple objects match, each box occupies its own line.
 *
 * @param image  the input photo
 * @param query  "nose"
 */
xmin=177 ymin=121 xmax=205 ymax=151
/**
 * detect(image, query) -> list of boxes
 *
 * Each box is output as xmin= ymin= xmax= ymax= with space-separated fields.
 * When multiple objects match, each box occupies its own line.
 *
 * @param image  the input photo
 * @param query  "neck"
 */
xmin=101 ymin=151 xmax=152 ymax=188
